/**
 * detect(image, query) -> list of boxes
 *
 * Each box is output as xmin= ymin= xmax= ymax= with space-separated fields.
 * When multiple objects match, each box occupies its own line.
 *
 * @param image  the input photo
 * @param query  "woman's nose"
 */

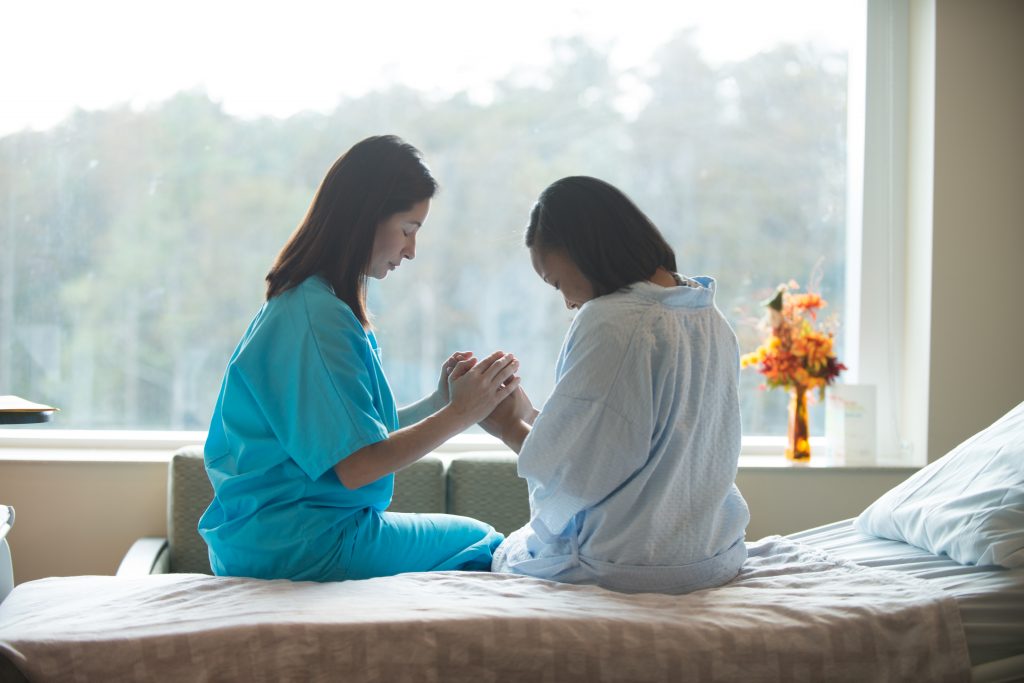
xmin=403 ymin=235 xmax=416 ymax=260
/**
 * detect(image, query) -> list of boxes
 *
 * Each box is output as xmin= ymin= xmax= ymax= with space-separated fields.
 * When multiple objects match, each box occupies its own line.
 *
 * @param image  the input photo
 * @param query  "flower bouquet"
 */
xmin=741 ymin=280 xmax=846 ymax=461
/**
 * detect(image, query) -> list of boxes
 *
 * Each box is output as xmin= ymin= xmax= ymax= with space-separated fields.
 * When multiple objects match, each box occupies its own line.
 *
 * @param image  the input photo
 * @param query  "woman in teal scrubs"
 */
xmin=198 ymin=135 xmax=517 ymax=581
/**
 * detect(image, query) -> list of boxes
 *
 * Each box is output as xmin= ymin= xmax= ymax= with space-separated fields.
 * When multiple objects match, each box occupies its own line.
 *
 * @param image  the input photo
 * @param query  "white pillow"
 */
xmin=855 ymin=400 xmax=1024 ymax=568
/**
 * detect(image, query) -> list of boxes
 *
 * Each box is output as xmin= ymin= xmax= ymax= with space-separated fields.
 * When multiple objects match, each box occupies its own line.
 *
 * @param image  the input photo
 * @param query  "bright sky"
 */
xmin=0 ymin=0 xmax=862 ymax=136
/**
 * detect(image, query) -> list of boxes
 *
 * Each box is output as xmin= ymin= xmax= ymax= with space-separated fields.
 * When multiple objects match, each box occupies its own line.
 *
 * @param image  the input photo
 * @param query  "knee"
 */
xmin=455 ymin=517 xmax=505 ymax=558
xmin=460 ymin=516 xmax=504 ymax=548
xmin=482 ymin=526 xmax=505 ymax=552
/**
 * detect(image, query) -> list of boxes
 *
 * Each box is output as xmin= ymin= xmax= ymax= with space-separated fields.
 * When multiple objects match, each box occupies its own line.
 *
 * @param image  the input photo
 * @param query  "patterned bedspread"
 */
xmin=0 ymin=537 xmax=970 ymax=682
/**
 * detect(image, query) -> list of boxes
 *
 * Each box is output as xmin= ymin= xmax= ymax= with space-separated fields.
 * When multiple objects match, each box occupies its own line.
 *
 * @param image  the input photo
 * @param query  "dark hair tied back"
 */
xmin=525 ymin=176 xmax=677 ymax=297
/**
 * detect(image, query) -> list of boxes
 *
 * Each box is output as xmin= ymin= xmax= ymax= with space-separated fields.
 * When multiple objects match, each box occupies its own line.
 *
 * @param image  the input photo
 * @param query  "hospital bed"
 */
xmin=0 ymin=402 xmax=1021 ymax=682
xmin=793 ymin=519 xmax=1024 ymax=682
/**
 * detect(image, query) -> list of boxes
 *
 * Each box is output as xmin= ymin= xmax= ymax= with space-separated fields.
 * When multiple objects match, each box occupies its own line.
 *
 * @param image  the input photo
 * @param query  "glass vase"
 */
xmin=786 ymin=384 xmax=811 ymax=462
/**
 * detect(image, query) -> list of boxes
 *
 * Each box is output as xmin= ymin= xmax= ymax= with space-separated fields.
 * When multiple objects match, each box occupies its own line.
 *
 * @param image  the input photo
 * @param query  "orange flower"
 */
xmin=741 ymin=281 xmax=846 ymax=395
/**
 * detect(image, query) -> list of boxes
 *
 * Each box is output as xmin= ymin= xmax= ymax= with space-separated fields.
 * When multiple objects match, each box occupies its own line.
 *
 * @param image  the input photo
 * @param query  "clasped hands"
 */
xmin=437 ymin=351 xmax=538 ymax=443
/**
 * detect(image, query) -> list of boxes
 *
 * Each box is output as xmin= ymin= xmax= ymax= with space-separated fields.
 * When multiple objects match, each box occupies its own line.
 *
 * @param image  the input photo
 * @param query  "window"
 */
xmin=2 ymin=1 xmax=873 ymax=445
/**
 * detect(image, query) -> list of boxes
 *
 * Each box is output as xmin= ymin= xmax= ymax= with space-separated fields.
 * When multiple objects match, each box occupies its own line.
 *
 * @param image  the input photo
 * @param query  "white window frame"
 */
xmin=0 ymin=1 xmax=915 ymax=465
xmin=845 ymin=0 xmax=912 ymax=464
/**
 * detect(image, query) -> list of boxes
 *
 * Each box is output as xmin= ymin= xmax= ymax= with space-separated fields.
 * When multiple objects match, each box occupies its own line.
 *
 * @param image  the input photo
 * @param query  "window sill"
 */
xmin=0 ymin=429 xmax=206 ymax=451
xmin=0 ymin=430 xmax=919 ymax=471
xmin=736 ymin=455 xmax=917 ymax=471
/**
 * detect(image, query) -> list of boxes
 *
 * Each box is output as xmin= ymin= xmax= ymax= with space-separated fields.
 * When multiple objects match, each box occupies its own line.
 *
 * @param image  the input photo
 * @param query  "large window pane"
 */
xmin=1 ymin=1 xmax=861 ymax=434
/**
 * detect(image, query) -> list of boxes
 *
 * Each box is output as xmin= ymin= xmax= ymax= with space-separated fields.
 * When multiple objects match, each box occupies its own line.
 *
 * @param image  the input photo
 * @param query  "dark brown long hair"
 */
xmin=525 ymin=176 xmax=677 ymax=297
xmin=265 ymin=135 xmax=438 ymax=325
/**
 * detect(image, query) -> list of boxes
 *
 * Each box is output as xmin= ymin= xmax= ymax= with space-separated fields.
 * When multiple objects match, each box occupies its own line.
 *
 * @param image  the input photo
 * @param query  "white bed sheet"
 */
xmin=791 ymin=518 xmax=1024 ymax=668
xmin=0 ymin=536 xmax=971 ymax=683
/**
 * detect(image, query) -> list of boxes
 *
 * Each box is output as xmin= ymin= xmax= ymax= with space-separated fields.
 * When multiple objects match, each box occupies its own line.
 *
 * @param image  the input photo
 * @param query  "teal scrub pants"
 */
xmin=325 ymin=510 xmax=504 ymax=581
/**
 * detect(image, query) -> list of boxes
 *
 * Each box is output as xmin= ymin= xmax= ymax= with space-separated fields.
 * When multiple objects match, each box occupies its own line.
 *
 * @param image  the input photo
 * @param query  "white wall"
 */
xmin=2 ymin=0 xmax=1022 ymax=586
xmin=0 ymin=454 xmax=915 ymax=585
xmin=735 ymin=467 xmax=916 ymax=538
xmin=1 ymin=458 xmax=166 ymax=584
xmin=925 ymin=0 xmax=1024 ymax=460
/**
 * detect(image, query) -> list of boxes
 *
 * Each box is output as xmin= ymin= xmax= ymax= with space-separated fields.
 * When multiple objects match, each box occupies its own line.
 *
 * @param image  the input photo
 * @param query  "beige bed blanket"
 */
xmin=0 ymin=537 xmax=970 ymax=682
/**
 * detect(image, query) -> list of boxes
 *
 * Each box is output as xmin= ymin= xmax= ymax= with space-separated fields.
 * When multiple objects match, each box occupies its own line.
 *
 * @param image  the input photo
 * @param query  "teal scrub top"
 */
xmin=198 ymin=275 xmax=399 ymax=580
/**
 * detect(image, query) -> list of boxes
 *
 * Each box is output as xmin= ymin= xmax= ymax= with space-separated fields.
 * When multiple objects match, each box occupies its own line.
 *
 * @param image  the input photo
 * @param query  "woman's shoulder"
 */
xmin=290 ymin=274 xmax=338 ymax=303
xmin=283 ymin=276 xmax=359 ymax=318
xmin=263 ymin=276 xmax=366 ymax=343
xmin=572 ymin=287 xmax=658 ymax=337
xmin=579 ymin=287 xmax=651 ymax=320
xmin=572 ymin=280 xmax=732 ymax=350
xmin=563 ymin=292 xmax=652 ymax=361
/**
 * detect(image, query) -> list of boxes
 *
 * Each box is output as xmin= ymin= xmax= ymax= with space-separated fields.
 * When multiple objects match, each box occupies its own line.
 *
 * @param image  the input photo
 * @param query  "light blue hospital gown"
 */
xmin=199 ymin=275 xmax=502 ymax=582
xmin=492 ymin=277 xmax=750 ymax=594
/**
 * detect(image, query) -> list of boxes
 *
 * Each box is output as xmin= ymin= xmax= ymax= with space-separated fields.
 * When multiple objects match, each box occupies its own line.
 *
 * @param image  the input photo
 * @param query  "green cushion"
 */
xmin=446 ymin=452 xmax=530 ymax=536
xmin=389 ymin=456 xmax=446 ymax=514
xmin=166 ymin=446 xmax=449 ymax=574
xmin=167 ymin=446 xmax=214 ymax=574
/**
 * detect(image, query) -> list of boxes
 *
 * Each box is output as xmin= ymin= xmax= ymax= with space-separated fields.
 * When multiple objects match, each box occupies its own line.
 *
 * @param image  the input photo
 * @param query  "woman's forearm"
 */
xmin=334 ymin=406 xmax=467 ymax=489
xmin=500 ymin=419 xmax=532 ymax=454
xmin=397 ymin=392 xmax=442 ymax=429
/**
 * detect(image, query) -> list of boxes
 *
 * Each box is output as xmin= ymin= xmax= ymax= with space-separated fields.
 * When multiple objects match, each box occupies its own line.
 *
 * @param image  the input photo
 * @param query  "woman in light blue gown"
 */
xmin=199 ymin=135 xmax=515 ymax=582
xmin=486 ymin=176 xmax=750 ymax=594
